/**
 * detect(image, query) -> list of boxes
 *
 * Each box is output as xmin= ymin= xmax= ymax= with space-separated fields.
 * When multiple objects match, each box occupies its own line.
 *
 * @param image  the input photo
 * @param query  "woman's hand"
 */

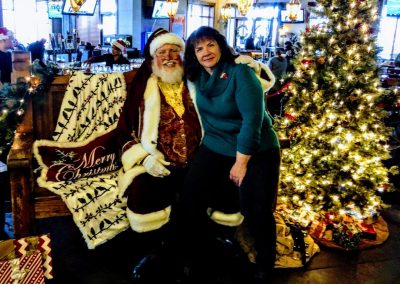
xmin=230 ymin=152 xmax=251 ymax=187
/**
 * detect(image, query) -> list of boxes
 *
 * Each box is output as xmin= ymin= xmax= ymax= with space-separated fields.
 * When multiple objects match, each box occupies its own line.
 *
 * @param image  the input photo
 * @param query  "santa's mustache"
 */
xmin=162 ymin=59 xmax=179 ymax=66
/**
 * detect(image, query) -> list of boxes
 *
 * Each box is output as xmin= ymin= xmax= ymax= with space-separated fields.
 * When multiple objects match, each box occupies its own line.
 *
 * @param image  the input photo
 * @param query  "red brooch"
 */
xmin=220 ymin=72 xmax=228 ymax=79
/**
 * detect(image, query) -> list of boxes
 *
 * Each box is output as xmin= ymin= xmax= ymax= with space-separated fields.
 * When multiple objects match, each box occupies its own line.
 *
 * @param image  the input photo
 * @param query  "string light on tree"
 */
xmin=274 ymin=0 xmax=398 ymax=249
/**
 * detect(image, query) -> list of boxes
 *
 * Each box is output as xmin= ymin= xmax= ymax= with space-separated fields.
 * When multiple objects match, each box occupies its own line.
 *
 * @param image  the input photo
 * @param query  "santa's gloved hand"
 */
xmin=235 ymin=55 xmax=261 ymax=74
xmin=142 ymin=155 xmax=171 ymax=177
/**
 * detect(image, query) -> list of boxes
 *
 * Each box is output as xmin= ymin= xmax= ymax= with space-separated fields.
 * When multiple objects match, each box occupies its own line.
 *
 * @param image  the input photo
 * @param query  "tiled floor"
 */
xmin=3 ymin=205 xmax=400 ymax=284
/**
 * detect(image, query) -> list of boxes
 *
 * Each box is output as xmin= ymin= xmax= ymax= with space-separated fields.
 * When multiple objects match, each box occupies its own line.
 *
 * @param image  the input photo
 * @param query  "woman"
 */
xmin=183 ymin=26 xmax=281 ymax=282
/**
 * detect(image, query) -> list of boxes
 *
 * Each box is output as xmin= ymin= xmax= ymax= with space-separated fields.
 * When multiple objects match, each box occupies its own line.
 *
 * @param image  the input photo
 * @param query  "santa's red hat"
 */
xmin=0 ymin=27 xmax=13 ymax=41
xmin=112 ymin=39 xmax=127 ymax=56
xmin=149 ymin=32 xmax=185 ymax=58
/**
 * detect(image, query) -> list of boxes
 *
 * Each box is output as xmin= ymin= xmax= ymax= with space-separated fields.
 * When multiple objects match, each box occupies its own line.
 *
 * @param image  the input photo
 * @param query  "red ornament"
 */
xmin=284 ymin=113 xmax=296 ymax=120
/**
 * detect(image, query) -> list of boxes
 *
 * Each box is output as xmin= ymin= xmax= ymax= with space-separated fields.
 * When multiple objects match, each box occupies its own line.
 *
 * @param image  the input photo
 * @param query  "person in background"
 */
xmin=284 ymin=41 xmax=295 ymax=73
xmin=117 ymin=28 xmax=202 ymax=282
xmin=28 ymin=38 xmax=47 ymax=67
xmin=84 ymin=39 xmax=130 ymax=67
xmin=267 ymin=49 xmax=288 ymax=115
xmin=268 ymin=49 xmax=287 ymax=83
xmin=0 ymin=27 xmax=15 ymax=85
xmin=12 ymin=38 xmax=26 ymax=52
xmin=245 ymin=34 xmax=256 ymax=50
xmin=183 ymin=26 xmax=281 ymax=283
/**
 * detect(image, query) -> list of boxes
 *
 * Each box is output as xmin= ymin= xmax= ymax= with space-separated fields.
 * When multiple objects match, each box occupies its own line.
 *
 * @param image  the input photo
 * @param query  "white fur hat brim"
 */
xmin=149 ymin=33 xmax=185 ymax=57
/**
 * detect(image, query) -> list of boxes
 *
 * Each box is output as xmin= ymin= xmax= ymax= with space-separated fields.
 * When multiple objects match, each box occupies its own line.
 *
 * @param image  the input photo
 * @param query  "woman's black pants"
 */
xmin=182 ymin=144 xmax=281 ymax=270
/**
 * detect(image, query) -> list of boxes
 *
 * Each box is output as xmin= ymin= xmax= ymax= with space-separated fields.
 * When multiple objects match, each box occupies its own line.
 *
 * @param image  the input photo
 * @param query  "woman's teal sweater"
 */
xmin=195 ymin=61 xmax=280 ymax=157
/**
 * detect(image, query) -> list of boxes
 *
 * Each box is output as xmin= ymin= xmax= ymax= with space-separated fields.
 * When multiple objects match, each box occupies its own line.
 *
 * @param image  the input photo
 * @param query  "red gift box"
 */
xmin=309 ymin=220 xmax=327 ymax=239
xmin=0 ymin=234 xmax=53 ymax=280
xmin=359 ymin=223 xmax=377 ymax=240
xmin=13 ymin=234 xmax=53 ymax=279
xmin=0 ymin=251 xmax=45 ymax=284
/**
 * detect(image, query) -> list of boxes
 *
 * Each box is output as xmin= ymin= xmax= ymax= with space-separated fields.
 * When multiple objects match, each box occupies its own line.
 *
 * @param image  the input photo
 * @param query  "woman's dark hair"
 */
xmin=184 ymin=26 xmax=236 ymax=81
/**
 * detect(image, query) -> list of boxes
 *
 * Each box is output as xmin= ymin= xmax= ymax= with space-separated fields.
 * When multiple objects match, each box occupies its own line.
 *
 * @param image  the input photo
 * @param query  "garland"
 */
xmin=0 ymin=60 xmax=59 ymax=160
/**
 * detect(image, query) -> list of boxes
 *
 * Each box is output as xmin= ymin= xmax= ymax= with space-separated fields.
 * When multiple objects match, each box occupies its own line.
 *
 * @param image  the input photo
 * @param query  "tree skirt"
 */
xmin=314 ymin=216 xmax=389 ymax=251
xmin=235 ymin=213 xmax=320 ymax=268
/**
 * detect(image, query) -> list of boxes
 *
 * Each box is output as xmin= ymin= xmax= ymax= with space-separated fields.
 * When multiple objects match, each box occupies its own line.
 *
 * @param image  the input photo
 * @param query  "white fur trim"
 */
xmin=258 ymin=62 xmax=276 ymax=92
xmin=141 ymin=75 xmax=162 ymax=155
xmin=235 ymin=55 xmax=275 ymax=93
xmin=127 ymin=206 xmax=171 ymax=233
xmin=117 ymin=75 xmax=165 ymax=197
xmin=0 ymin=34 xmax=8 ymax=41
xmin=210 ymin=210 xmax=244 ymax=227
xmin=121 ymin=143 xmax=149 ymax=172
xmin=117 ymin=166 xmax=147 ymax=198
xmin=149 ymin=33 xmax=185 ymax=57
xmin=187 ymin=81 xmax=204 ymax=139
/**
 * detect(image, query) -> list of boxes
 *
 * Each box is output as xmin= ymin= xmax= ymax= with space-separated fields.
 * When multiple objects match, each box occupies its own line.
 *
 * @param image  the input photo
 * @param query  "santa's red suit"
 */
xmin=117 ymin=73 xmax=202 ymax=232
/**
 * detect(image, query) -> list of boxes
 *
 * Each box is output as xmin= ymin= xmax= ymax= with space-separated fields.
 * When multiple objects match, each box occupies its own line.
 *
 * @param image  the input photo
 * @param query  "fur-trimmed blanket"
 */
xmin=34 ymin=71 xmax=129 ymax=249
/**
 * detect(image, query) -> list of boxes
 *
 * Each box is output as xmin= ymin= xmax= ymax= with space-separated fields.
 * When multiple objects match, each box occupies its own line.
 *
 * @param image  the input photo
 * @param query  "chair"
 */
xmin=7 ymin=70 xmax=138 ymax=238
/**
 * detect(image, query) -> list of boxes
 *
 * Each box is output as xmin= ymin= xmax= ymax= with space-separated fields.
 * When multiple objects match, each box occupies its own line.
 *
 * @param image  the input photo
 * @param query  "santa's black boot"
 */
xmin=131 ymin=230 xmax=166 ymax=282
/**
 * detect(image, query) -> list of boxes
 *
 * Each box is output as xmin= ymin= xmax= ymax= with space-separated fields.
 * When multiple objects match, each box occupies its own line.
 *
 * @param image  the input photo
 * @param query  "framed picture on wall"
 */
xmin=62 ymin=0 xmax=98 ymax=16
xmin=281 ymin=9 xmax=305 ymax=23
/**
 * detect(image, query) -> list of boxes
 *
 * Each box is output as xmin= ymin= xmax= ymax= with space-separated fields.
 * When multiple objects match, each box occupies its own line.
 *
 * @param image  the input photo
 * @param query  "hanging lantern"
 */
xmin=69 ymin=0 xmax=86 ymax=12
xmin=286 ymin=0 xmax=301 ymax=21
xmin=221 ymin=4 xmax=232 ymax=22
xmin=165 ymin=0 xmax=179 ymax=18
xmin=235 ymin=0 xmax=254 ymax=16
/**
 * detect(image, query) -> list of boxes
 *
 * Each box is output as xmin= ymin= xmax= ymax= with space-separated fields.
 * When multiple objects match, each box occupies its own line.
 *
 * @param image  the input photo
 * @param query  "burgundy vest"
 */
xmin=157 ymin=85 xmax=201 ymax=167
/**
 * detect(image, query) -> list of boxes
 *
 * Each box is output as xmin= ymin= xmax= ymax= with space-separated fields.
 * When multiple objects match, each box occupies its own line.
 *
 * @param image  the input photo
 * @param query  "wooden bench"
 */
xmin=7 ymin=70 xmax=138 ymax=238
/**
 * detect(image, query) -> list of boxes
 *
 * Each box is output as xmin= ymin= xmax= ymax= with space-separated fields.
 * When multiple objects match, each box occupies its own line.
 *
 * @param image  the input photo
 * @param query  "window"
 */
xmin=100 ymin=0 xmax=117 ymax=37
xmin=226 ymin=5 xmax=279 ymax=51
xmin=186 ymin=4 xmax=214 ymax=38
xmin=2 ymin=0 xmax=51 ymax=47
xmin=377 ymin=4 xmax=400 ymax=60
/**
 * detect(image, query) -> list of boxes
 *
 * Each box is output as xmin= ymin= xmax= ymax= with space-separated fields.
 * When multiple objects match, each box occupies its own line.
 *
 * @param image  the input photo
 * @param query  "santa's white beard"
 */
xmin=152 ymin=60 xmax=184 ymax=84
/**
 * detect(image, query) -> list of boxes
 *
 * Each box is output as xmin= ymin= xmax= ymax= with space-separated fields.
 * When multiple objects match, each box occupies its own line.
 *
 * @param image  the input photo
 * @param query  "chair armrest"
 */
xmin=7 ymin=132 xmax=33 ymax=170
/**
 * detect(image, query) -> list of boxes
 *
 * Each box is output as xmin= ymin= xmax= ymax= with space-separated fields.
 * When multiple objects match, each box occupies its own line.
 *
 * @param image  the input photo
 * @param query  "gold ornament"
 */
xmin=317 ymin=56 xmax=326 ymax=64
xmin=69 ymin=0 xmax=86 ymax=12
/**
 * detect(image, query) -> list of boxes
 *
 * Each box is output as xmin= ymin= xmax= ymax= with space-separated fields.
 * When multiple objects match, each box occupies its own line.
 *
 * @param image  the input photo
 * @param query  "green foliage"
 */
xmin=274 ymin=0 xmax=397 ymax=220
xmin=0 ymin=60 xmax=58 ymax=160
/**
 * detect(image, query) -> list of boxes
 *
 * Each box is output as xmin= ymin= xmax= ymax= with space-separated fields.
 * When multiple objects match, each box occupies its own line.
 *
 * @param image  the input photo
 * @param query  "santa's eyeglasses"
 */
xmin=155 ymin=48 xmax=180 ymax=58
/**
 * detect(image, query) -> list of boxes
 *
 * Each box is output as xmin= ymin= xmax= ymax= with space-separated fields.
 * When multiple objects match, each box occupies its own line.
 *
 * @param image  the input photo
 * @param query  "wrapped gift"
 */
xmin=0 ymin=234 xmax=53 ymax=280
xmin=0 ymin=251 xmax=45 ymax=284
xmin=309 ymin=220 xmax=327 ymax=239
xmin=363 ymin=213 xmax=379 ymax=225
xmin=333 ymin=223 xmax=362 ymax=250
xmin=359 ymin=222 xmax=377 ymax=240
xmin=13 ymin=234 xmax=53 ymax=279
xmin=324 ymin=212 xmax=340 ymax=225
xmin=342 ymin=214 xmax=355 ymax=224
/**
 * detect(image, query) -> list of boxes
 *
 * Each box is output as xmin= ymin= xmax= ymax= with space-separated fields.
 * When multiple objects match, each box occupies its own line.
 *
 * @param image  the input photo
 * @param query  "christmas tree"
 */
xmin=274 ymin=0 xmax=398 ymax=233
